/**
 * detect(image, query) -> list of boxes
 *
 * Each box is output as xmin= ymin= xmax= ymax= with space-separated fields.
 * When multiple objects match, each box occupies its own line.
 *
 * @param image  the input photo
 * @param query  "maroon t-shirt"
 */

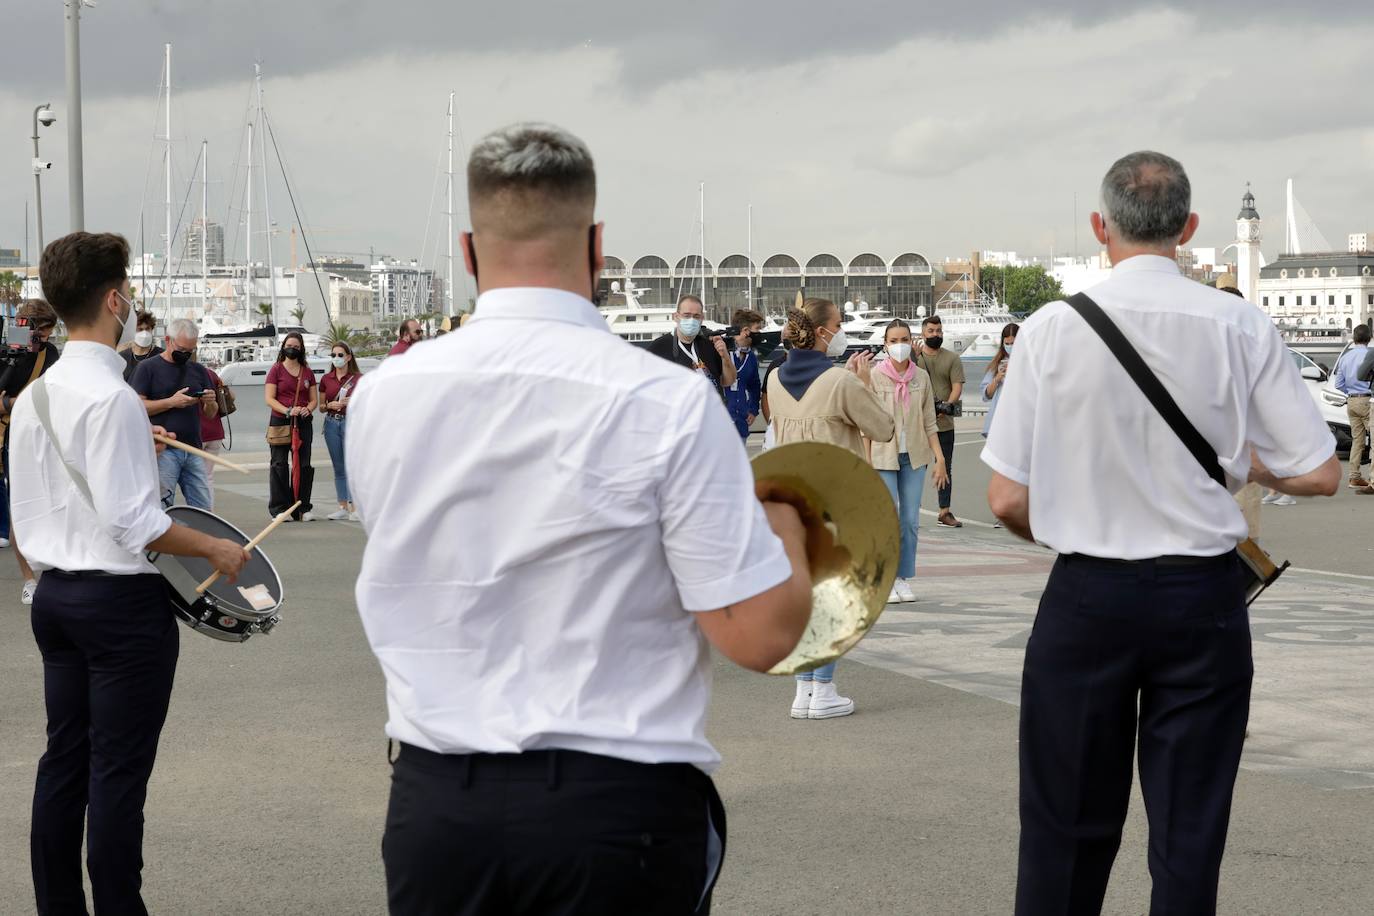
xmin=387 ymin=339 xmax=412 ymax=357
xmin=266 ymin=362 xmax=317 ymax=417
xmin=319 ymin=370 xmax=362 ymax=416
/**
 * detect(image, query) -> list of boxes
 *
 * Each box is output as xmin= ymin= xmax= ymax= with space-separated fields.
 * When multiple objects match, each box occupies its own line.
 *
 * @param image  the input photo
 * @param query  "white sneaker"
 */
xmin=887 ymin=585 xmax=901 ymax=603
xmin=1261 ymin=492 xmax=1280 ymax=504
xmin=327 ymin=509 xmax=349 ymax=520
xmin=894 ymin=578 xmax=916 ymax=603
xmin=790 ymin=682 xmax=813 ymax=719
xmin=21 ymin=579 xmax=37 ymax=605
xmin=808 ymin=681 xmax=855 ymax=719
xmin=0 ymin=537 xmax=9 ymax=548
xmin=348 ymin=511 xmax=361 ymax=522
xmin=1272 ymin=494 xmax=1297 ymax=506
xmin=300 ymin=512 xmax=316 ymax=522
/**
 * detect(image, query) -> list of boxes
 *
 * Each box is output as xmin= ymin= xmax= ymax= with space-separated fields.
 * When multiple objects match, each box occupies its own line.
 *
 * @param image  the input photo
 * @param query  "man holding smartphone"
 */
xmin=130 ymin=318 xmax=218 ymax=509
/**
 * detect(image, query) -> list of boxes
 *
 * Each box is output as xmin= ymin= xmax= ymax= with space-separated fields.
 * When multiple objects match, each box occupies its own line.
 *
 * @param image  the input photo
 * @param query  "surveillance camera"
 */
xmin=32 ymin=158 xmax=53 ymax=172
xmin=37 ymin=108 xmax=56 ymax=127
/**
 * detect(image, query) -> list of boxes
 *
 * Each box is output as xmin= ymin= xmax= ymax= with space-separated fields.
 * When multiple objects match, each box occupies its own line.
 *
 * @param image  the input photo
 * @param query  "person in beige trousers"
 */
xmin=767 ymin=297 xmax=894 ymax=720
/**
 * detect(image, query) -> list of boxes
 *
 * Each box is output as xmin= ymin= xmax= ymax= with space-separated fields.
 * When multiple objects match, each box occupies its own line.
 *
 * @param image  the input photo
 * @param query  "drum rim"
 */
xmin=163 ymin=505 xmax=287 ymax=612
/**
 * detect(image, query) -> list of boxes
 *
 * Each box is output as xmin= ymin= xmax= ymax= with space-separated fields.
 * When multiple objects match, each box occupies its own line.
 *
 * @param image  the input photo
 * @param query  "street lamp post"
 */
xmin=64 ymin=0 xmax=88 ymax=232
xmin=31 ymin=103 xmax=55 ymax=254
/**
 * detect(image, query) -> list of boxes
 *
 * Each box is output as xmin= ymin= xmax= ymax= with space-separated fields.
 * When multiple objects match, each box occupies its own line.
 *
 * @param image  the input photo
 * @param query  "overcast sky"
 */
xmin=3 ymin=1 xmax=1372 ymax=276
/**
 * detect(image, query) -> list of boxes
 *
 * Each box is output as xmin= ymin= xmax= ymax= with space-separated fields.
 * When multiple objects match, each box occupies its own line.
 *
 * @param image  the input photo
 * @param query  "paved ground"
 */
xmin=1 ymin=429 xmax=1371 ymax=914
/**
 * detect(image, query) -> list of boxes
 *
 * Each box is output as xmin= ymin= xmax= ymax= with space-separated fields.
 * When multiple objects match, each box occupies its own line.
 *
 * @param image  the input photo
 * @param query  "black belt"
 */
xmin=1060 ymin=551 xmax=1235 ymax=570
xmin=48 ymin=568 xmax=121 ymax=578
xmin=394 ymin=743 xmax=707 ymax=789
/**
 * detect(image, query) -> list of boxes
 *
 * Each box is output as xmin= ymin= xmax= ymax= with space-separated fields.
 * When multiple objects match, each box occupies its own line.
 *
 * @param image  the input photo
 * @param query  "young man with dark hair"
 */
xmin=12 ymin=231 xmax=249 ymax=915
xmin=723 ymin=307 xmax=765 ymax=441
xmin=915 ymin=315 xmax=965 ymax=527
xmin=120 ymin=309 xmax=162 ymax=382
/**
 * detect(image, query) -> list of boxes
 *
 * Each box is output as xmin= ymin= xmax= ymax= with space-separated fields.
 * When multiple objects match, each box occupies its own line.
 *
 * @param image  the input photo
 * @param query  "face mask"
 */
xmin=134 ymin=330 xmax=154 ymax=348
xmin=331 ymin=355 xmax=347 ymax=369
xmin=925 ymin=335 xmax=944 ymax=350
xmin=283 ymin=347 xmax=303 ymax=361
xmin=678 ymin=318 xmax=702 ymax=339
xmin=171 ymin=349 xmax=192 ymax=366
xmin=113 ymin=292 xmax=138 ymax=350
xmin=823 ymin=327 xmax=849 ymax=358
xmin=887 ymin=342 xmax=912 ymax=363
xmin=1004 ymin=343 xmax=1014 ymax=355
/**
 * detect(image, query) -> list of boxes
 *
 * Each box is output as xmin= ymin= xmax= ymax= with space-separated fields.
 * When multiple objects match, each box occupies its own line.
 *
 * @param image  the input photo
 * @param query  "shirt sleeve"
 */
xmin=83 ymin=391 xmax=172 ymax=553
xmin=1245 ymin=324 xmax=1336 ymax=478
xmin=129 ymin=358 xmax=155 ymax=397
xmin=659 ymin=382 xmax=792 ymax=611
xmin=839 ymin=373 xmax=896 ymax=442
xmin=981 ymin=329 xmax=1039 ymax=485
xmin=950 ymin=352 xmax=966 ymax=387
xmin=920 ymin=377 xmax=939 ymax=439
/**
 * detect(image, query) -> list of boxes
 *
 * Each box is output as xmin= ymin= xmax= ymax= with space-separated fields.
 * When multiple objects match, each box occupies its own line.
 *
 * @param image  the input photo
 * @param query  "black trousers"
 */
xmin=268 ymin=415 xmax=314 ymax=519
xmin=1016 ymin=554 xmax=1253 ymax=916
xmin=383 ymin=745 xmax=725 ymax=916
xmin=30 ymin=572 xmax=179 ymax=916
xmin=936 ymin=428 xmax=956 ymax=510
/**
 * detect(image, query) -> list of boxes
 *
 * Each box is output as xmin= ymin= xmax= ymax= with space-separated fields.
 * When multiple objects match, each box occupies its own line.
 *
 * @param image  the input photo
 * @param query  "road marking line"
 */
xmin=1289 ymin=567 xmax=1374 ymax=582
xmin=918 ymin=508 xmax=998 ymax=530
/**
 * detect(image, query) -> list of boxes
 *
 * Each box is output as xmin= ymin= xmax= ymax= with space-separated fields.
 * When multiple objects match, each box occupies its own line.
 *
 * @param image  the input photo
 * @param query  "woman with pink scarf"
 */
xmin=868 ymin=319 xmax=949 ymax=603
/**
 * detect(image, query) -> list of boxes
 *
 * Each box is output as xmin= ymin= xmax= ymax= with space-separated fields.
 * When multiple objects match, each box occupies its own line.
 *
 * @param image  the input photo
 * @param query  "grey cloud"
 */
xmin=6 ymin=1 xmax=1373 ymax=98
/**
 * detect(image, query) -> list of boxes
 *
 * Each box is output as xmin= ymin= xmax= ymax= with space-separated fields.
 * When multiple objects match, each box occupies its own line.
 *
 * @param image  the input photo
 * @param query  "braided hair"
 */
xmin=784 ymin=297 xmax=836 ymax=351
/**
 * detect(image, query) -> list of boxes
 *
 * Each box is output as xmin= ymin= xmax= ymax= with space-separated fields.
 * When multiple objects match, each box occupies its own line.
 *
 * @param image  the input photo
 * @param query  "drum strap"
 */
xmin=29 ymin=377 xmax=97 ymax=510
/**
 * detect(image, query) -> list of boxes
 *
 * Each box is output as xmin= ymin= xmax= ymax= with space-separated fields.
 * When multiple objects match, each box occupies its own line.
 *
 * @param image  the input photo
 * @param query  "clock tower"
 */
xmin=1236 ymin=184 xmax=1262 ymax=304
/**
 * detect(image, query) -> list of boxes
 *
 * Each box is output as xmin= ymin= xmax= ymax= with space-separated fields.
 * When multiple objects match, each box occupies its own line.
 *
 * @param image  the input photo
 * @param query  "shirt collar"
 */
xmin=468 ymin=287 xmax=608 ymax=333
xmin=63 ymin=340 xmax=125 ymax=373
xmin=1109 ymin=254 xmax=1183 ymax=277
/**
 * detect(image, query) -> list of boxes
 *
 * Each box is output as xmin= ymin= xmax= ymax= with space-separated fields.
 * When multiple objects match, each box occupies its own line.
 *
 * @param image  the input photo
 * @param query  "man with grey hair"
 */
xmin=131 ymin=317 xmax=218 ymax=509
xmin=984 ymin=151 xmax=1339 ymax=914
xmin=347 ymin=123 xmax=814 ymax=914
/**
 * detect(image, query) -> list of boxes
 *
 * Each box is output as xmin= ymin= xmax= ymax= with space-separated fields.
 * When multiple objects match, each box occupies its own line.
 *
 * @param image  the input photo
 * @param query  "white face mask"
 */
xmin=822 ymin=327 xmax=848 ymax=358
xmin=113 ymin=292 xmax=139 ymax=350
xmin=887 ymin=342 xmax=912 ymax=363
xmin=134 ymin=330 xmax=154 ymax=348
xmin=1004 ymin=343 xmax=1014 ymax=355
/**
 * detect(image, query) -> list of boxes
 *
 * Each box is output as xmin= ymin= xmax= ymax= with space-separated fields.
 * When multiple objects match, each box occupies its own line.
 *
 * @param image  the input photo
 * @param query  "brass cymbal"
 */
xmin=751 ymin=442 xmax=900 ymax=676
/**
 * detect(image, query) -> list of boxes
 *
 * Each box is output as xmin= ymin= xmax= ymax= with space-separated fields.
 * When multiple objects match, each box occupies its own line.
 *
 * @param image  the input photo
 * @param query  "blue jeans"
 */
xmin=157 ymin=448 xmax=212 ymax=510
xmin=0 ymin=467 xmax=9 ymax=540
xmin=796 ymin=662 xmax=837 ymax=683
xmin=878 ymin=454 xmax=926 ymax=580
xmin=323 ymin=415 xmax=350 ymax=504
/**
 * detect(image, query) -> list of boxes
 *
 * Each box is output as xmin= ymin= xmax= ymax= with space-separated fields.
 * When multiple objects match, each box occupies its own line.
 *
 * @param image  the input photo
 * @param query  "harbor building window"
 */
xmin=716 ymin=255 xmax=756 ymax=315
xmin=804 ymin=254 xmax=845 ymax=305
xmin=1330 ymin=295 xmax=1336 ymax=306
xmin=1278 ymin=296 xmax=1285 ymax=307
xmin=1262 ymin=296 xmax=1269 ymax=307
xmin=1348 ymin=295 xmax=1354 ymax=305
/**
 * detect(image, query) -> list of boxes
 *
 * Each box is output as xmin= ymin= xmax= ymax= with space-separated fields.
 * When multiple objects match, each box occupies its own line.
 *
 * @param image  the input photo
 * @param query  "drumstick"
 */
xmin=153 ymin=433 xmax=251 ymax=475
xmin=195 ymin=501 xmax=300 ymax=594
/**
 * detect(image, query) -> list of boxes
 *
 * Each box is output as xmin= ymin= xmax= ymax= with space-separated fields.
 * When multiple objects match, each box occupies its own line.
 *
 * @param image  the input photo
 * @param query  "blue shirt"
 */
xmin=130 ymin=354 xmax=212 ymax=448
xmin=1333 ymin=345 xmax=1371 ymax=397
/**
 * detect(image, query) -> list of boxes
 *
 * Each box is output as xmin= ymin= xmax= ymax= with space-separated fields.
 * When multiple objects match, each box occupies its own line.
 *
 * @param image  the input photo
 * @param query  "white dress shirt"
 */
xmin=347 ymin=287 xmax=792 ymax=771
xmin=982 ymin=255 xmax=1334 ymax=559
xmin=9 ymin=341 xmax=171 ymax=574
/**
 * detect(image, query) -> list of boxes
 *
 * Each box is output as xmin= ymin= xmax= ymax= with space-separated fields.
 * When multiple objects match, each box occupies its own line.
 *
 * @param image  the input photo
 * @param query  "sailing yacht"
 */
xmin=598 ymin=281 xmax=724 ymax=346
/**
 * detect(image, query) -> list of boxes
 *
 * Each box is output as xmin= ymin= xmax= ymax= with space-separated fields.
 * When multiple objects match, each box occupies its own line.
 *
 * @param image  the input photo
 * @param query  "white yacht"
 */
xmin=933 ymin=306 xmax=1019 ymax=359
xmin=598 ymin=281 xmax=723 ymax=345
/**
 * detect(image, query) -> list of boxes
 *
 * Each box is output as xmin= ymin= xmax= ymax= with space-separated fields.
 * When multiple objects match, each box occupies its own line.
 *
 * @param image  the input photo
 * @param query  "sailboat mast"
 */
xmin=245 ymin=117 xmax=252 ymax=320
xmin=256 ymin=65 xmax=278 ymax=327
xmin=699 ymin=182 xmax=706 ymax=314
xmin=201 ymin=139 xmax=207 ymax=315
xmin=747 ymin=203 xmax=753 ymax=311
xmin=164 ymin=42 xmax=172 ymax=320
xmin=447 ymin=91 xmax=455 ymax=318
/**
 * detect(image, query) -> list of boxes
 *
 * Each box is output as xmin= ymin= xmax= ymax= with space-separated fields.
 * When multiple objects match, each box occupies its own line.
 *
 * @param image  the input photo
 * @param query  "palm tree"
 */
xmin=255 ymin=302 xmax=273 ymax=326
xmin=0 ymin=271 xmax=23 ymax=312
xmin=322 ymin=320 xmax=353 ymax=348
xmin=289 ymin=305 xmax=307 ymax=327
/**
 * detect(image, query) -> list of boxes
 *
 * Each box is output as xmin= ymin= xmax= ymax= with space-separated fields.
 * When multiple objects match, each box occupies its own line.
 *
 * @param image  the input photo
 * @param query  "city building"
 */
xmin=1258 ymin=252 xmax=1374 ymax=331
xmin=1350 ymin=233 xmax=1371 ymax=254
xmin=1234 ymin=188 xmax=1262 ymax=302
xmin=370 ymin=259 xmax=435 ymax=324
xmin=597 ymin=251 xmax=934 ymax=321
xmin=310 ymin=257 xmax=373 ymax=287
xmin=182 ymin=220 xmax=225 ymax=268
xmin=0 ymin=248 xmax=22 ymax=269
xmin=295 ymin=267 xmax=376 ymax=333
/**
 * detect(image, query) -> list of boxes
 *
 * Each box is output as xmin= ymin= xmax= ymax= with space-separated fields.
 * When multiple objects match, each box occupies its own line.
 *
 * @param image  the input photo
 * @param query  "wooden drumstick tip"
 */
xmin=153 ymin=433 xmax=251 ymax=475
xmin=194 ymin=501 xmax=300 ymax=594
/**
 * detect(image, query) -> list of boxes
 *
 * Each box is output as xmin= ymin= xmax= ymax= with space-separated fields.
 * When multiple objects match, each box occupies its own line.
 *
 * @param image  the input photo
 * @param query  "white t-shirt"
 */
xmin=982 ymin=255 xmax=1334 ymax=559
xmin=347 ymin=287 xmax=792 ymax=771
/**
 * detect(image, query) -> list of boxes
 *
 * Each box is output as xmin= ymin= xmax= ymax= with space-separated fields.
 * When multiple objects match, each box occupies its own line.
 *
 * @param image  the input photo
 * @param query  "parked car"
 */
xmin=1295 ymin=346 xmax=1354 ymax=457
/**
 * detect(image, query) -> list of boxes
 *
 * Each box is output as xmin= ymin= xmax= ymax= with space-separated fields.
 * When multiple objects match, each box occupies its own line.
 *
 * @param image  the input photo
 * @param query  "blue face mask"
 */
xmin=679 ymin=318 xmax=702 ymax=338
xmin=1004 ymin=343 xmax=1014 ymax=355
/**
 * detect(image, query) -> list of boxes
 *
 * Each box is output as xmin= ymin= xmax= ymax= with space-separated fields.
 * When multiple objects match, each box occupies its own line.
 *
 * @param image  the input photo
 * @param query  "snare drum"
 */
xmin=147 ymin=506 xmax=285 ymax=642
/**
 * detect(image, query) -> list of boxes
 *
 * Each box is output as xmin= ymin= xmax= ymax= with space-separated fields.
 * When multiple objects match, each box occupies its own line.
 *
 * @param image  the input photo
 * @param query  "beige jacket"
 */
xmin=869 ymin=365 xmax=940 ymax=471
xmin=767 ymin=367 xmax=895 ymax=458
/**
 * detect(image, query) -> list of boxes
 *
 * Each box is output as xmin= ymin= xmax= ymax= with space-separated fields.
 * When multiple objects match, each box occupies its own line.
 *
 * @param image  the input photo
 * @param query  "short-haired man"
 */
xmin=131 ymin=318 xmax=218 ymax=509
xmin=1332 ymin=324 xmax=1372 ymax=489
xmin=347 ymin=123 xmax=813 ymax=914
xmin=723 ymin=307 xmax=765 ymax=441
xmin=120 ymin=309 xmax=162 ymax=382
xmin=985 ymin=152 xmax=1339 ymax=914
xmin=12 ymin=231 xmax=248 ymax=914
xmin=915 ymin=315 xmax=965 ymax=527
xmin=647 ymin=294 xmax=737 ymax=395
xmin=0 ymin=299 xmax=61 ymax=602
xmin=388 ymin=319 xmax=422 ymax=356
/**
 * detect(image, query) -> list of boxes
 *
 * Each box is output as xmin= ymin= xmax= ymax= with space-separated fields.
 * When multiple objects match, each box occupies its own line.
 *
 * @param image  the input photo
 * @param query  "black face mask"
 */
xmin=171 ymin=349 xmax=192 ymax=366
xmin=925 ymin=335 xmax=944 ymax=350
xmin=283 ymin=347 xmax=303 ymax=361
xmin=467 ymin=225 xmax=601 ymax=300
